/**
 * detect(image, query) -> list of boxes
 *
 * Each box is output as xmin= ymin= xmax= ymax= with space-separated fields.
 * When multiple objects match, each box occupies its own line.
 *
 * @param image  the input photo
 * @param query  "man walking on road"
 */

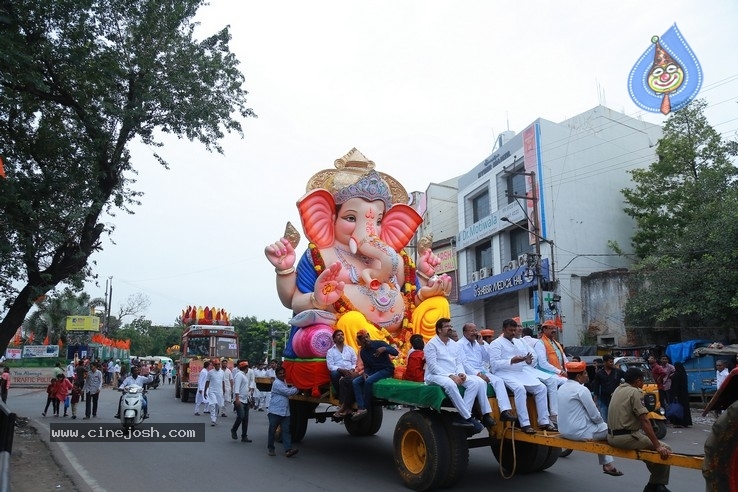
xmin=204 ymin=359 xmax=225 ymax=426
xmin=83 ymin=362 xmax=103 ymax=419
xmin=231 ymin=361 xmax=255 ymax=442
xmin=607 ymin=368 xmax=672 ymax=492
xmin=194 ymin=360 xmax=211 ymax=415
xmin=592 ymin=354 xmax=625 ymax=421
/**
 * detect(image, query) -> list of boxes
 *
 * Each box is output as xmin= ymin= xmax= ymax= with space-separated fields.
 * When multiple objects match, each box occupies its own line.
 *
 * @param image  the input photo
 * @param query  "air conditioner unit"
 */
xmin=518 ymin=254 xmax=529 ymax=267
xmin=502 ymin=260 xmax=518 ymax=272
xmin=471 ymin=271 xmax=480 ymax=282
xmin=479 ymin=267 xmax=491 ymax=279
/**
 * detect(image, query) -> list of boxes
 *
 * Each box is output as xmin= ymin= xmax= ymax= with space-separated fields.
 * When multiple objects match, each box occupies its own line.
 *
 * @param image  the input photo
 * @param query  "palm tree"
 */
xmin=22 ymin=288 xmax=104 ymax=344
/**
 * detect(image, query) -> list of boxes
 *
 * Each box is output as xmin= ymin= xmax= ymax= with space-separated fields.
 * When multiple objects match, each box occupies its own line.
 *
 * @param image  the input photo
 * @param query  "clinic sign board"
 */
xmin=457 ymin=202 xmax=527 ymax=250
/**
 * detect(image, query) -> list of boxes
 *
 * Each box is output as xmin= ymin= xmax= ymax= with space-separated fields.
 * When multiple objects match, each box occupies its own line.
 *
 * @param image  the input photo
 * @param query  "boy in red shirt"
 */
xmin=404 ymin=335 xmax=425 ymax=382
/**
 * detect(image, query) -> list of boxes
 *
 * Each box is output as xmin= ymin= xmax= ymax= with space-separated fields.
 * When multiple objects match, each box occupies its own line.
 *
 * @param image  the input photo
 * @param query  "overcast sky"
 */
xmin=81 ymin=1 xmax=738 ymax=327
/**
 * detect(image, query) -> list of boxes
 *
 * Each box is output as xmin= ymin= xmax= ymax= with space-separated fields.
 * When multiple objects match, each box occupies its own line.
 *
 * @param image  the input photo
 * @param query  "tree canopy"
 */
xmin=0 ymin=0 xmax=255 ymax=352
xmin=622 ymin=99 xmax=738 ymax=332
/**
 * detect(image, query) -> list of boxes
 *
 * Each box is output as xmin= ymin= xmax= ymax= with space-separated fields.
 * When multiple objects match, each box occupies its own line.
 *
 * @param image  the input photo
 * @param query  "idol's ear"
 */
xmin=297 ymin=189 xmax=335 ymax=248
xmin=380 ymin=204 xmax=423 ymax=251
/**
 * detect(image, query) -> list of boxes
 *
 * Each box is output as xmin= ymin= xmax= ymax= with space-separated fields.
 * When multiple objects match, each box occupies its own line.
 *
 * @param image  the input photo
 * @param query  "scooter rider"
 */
xmin=114 ymin=366 xmax=153 ymax=419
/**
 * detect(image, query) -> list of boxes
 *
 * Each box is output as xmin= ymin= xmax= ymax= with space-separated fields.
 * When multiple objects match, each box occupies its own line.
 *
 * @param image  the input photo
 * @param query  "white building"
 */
xmin=453 ymin=105 xmax=662 ymax=346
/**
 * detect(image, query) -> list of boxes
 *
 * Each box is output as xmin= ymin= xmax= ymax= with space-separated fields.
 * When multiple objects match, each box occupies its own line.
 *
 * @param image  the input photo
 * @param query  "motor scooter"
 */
xmin=119 ymin=384 xmax=147 ymax=430
xmin=148 ymin=372 xmax=161 ymax=390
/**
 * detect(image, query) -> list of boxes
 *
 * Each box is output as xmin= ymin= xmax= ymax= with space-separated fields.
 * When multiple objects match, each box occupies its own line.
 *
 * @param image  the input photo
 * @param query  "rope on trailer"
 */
xmin=497 ymin=424 xmax=518 ymax=479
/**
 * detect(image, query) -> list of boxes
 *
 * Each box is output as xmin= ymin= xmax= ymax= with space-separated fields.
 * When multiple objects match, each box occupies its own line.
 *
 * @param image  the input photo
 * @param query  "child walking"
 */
xmin=70 ymin=384 xmax=82 ymax=419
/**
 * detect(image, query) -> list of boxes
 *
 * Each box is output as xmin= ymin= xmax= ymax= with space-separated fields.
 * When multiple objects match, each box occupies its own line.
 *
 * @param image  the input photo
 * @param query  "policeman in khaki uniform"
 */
xmin=607 ymin=367 xmax=672 ymax=492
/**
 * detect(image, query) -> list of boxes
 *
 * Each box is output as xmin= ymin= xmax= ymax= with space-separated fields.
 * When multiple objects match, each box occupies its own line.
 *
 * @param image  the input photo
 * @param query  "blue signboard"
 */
xmin=459 ymin=259 xmax=549 ymax=304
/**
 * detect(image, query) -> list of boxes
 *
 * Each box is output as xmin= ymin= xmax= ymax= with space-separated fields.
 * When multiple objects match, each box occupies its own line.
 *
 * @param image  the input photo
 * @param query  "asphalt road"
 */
xmin=7 ymin=385 xmax=710 ymax=492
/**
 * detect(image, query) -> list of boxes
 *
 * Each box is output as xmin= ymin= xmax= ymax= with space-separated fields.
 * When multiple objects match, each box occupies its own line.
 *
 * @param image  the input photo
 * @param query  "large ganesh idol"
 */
xmin=265 ymin=148 xmax=451 ymax=392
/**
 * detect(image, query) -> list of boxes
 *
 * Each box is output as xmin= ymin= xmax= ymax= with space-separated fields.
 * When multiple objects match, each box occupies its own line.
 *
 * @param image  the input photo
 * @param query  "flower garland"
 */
xmin=309 ymin=243 xmax=417 ymax=355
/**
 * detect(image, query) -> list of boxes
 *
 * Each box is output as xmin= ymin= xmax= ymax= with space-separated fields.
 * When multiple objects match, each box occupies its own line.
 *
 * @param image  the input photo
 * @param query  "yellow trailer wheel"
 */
xmin=393 ymin=410 xmax=449 ymax=491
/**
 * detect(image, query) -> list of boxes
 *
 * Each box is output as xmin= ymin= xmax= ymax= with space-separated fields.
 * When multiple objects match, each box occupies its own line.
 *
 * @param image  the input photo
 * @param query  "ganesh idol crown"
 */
xmin=264 ymin=148 xmax=452 ymax=392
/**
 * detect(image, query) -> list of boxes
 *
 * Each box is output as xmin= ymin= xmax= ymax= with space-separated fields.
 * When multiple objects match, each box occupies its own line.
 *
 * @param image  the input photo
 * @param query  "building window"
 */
xmin=475 ymin=242 xmax=492 ymax=270
xmin=510 ymin=227 xmax=532 ymax=259
xmin=506 ymin=172 xmax=527 ymax=204
xmin=472 ymin=191 xmax=489 ymax=223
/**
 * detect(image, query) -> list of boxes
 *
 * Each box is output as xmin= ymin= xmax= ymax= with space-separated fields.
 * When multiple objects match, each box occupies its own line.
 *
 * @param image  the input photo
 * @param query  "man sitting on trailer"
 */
xmin=487 ymin=318 xmax=555 ymax=434
xmin=557 ymin=361 xmax=623 ymax=477
xmin=424 ymin=318 xmax=495 ymax=433
xmin=607 ymin=368 xmax=672 ymax=492
xmin=458 ymin=322 xmax=517 ymax=424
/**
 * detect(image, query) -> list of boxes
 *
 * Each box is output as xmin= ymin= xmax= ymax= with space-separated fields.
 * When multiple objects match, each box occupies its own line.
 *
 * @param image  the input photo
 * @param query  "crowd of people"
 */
xmin=39 ymin=357 xmax=174 ymax=420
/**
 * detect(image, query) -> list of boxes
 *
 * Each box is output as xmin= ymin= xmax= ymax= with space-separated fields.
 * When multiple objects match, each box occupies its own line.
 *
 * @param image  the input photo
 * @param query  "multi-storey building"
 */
xmin=450 ymin=105 xmax=662 ymax=346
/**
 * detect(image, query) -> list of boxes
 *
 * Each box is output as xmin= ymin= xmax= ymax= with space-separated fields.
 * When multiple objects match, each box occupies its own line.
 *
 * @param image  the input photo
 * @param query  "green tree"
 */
xmin=0 ymin=0 xmax=255 ymax=353
xmin=231 ymin=316 xmax=289 ymax=364
xmin=22 ymin=288 xmax=101 ymax=343
xmin=622 ymin=99 xmax=738 ymax=331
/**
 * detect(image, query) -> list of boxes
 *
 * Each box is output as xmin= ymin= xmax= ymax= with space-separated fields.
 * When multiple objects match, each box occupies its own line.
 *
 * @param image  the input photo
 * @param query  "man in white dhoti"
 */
xmin=488 ymin=318 xmax=555 ymax=434
xmin=204 ymin=359 xmax=225 ymax=426
xmin=220 ymin=359 xmax=234 ymax=417
xmin=194 ymin=360 xmax=211 ymax=415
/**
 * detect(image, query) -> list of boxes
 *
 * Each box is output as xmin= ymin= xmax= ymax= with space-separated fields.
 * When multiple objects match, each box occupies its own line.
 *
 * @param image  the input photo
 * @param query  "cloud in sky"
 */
xmin=81 ymin=1 xmax=738 ymax=326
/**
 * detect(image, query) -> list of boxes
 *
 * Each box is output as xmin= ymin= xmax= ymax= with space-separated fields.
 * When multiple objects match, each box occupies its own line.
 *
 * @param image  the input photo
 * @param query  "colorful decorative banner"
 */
xmin=628 ymin=23 xmax=702 ymax=115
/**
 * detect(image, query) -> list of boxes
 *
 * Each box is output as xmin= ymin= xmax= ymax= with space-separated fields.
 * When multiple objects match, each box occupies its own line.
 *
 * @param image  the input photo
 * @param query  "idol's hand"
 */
xmin=313 ymin=262 xmax=345 ymax=307
xmin=417 ymin=249 xmax=441 ymax=279
xmin=265 ymin=238 xmax=296 ymax=270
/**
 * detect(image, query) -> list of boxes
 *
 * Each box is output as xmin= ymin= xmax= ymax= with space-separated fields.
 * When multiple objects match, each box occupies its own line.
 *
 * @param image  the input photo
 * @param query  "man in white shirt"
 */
xmin=325 ymin=329 xmax=358 ymax=412
xmin=113 ymin=360 xmax=121 ymax=388
xmin=521 ymin=326 xmax=565 ymax=426
xmin=253 ymin=363 xmax=268 ymax=411
xmin=459 ymin=323 xmax=517 ymax=423
xmin=231 ymin=360 xmax=255 ymax=442
xmin=220 ymin=359 xmax=234 ymax=417
xmin=194 ymin=360 xmax=211 ymax=416
xmin=204 ymin=359 xmax=225 ymax=426
xmin=66 ymin=360 xmax=76 ymax=383
xmin=488 ymin=318 xmax=554 ymax=434
xmin=115 ymin=366 xmax=154 ymax=418
xmin=557 ymin=361 xmax=623 ymax=477
xmin=716 ymin=360 xmax=730 ymax=388
xmin=424 ymin=318 xmax=494 ymax=433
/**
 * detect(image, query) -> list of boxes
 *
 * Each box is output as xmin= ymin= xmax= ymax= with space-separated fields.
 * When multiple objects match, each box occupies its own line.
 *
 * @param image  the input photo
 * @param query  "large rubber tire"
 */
xmin=180 ymin=388 xmax=189 ymax=403
xmin=652 ymin=419 xmax=667 ymax=440
xmin=437 ymin=417 xmax=469 ymax=488
xmin=559 ymin=448 xmax=573 ymax=458
xmin=289 ymin=400 xmax=316 ymax=443
xmin=492 ymin=435 xmax=560 ymax=474
xmin=539 ymin=444 xmax=561 ymax=471
xmin=703 ymin=400 xmax=738 ymax=492
xmin=393 ymin=410 xmax=450 ymax=491
xmin=175 ymin=384 xmax=180 ymax=399
xmin=345 ymin=405 xmax=384 ymax=437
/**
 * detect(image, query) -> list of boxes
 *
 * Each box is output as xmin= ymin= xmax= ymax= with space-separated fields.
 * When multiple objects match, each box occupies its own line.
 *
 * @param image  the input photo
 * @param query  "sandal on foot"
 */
xmin=603 ymin=467 xmax=624 ymax=476
xmin=521 ymin=425 xmax=536 ymax=434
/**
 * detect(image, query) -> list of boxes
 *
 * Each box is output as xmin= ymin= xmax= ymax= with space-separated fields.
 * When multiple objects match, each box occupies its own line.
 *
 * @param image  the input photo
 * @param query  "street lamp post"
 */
xmin=501 ymin=214 xmax=558 ymax=329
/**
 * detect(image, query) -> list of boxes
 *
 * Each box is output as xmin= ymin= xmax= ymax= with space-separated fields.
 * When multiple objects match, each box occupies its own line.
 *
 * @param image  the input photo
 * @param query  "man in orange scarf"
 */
xmin=534 ymin=320 xmax=569 ymax=378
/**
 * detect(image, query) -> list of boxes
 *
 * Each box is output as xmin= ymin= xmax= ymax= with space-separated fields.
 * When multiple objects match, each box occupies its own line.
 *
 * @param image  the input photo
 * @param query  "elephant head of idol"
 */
xmin=297 ymin=149 xmax=422 ymax=286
